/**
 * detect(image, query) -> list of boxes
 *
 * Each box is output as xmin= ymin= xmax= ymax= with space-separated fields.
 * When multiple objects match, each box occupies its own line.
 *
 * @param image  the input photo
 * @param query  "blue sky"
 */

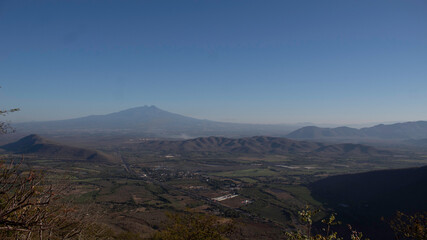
xmin=0 ymin=0 xmax=426 ymax=125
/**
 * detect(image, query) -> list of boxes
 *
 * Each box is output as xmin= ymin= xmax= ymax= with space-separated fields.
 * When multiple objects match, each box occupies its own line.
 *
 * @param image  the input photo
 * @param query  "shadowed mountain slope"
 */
xmin=135 ymin=136 xmax=391 ymax=156
xmin=15 ymin=106 xmax=297 ymax=138
xmin=1 ymin=134 xmax=115 ymax=163
xmin=310 ymin=166 xmax=427 ymax=239
xmin=312 ymin=143 xmax=390 ymax=156
xmin=405 ymin=138 xmax=427 ymax=147
xmin=311 ymin=165 xmax=427 ymax=211
xmin=138 ymin=136 xmax=323 ymax=154
xmin=287 ymin=121 xmax=427 ymax=140
xmin=287 ymin=126 xmax=364 ymax=139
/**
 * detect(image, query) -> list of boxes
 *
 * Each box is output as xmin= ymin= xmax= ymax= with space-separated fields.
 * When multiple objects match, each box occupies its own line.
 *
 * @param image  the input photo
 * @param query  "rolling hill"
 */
xmin=287 ymin=121 xmax=427 ymax=140
xmin=134 ymin=136 xmax=391 ymax=157
xmin=137 ymin=136 xmax=323 ymax=154
xmin=312 ymin=143 xmax=390 ymax=156
xmin=1 ymin=134 xmax=115 ymax=163
xmin=405 ymin=138 xmax=427 ymax=147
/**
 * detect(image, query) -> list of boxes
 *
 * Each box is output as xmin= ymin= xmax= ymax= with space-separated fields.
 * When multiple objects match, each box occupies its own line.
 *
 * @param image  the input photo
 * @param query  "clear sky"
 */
xmin=0 ymin=0 xmax=426 ymax=125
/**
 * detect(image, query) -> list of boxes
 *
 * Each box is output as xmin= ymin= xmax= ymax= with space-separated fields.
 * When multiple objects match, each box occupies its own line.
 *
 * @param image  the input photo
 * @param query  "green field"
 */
xmin=211 ymin=168 xmax=279 ymax=177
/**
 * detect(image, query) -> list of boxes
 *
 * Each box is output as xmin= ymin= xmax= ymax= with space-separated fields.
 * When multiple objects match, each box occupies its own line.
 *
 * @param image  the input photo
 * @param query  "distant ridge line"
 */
xmin=134 ymin=135 xmax=391 ymax=156
xmin=286 ymin=121 xmax=427 ymax=140
xmin=12 ymin=106 xmax=427 ymax=140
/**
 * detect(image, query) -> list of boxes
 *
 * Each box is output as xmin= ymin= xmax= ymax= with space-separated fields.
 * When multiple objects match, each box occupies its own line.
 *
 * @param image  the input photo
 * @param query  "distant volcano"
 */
xmin=14 ymin=106 xmax=298 ymax=137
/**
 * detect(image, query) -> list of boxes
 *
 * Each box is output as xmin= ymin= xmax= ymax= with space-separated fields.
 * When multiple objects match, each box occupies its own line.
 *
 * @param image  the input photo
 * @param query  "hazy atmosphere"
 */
xmin=1 ymin=1 xmax=427 ymax=240
xmin=1 ymin=0 xmax=426 ymax=124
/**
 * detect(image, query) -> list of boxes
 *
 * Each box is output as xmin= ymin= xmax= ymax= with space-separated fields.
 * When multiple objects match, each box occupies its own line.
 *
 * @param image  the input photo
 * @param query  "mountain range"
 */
xmin=134 ymin=136 xmax=390 ymax=157
xmin=286 ymin=121 xmax=427 ymax=140
xmin=1 ymin=134 xmax=390 ymax=159
xmin=12 ymin=106 xmax=427 ymax=141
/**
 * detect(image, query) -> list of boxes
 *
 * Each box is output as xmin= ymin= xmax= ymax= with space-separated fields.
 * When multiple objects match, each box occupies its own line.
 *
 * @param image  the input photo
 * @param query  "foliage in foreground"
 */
xmin=150 ymin=212 xmax=235 ymax=240
xmin=0 ymin=161 xmax=113 ymax=240
xmin=285 ymin=206 xmax=368 ymax=240
xmin=389 ymin=211 xmax=426 ymax=240
xmin=0 ymin=99 xmax=19 ymax=135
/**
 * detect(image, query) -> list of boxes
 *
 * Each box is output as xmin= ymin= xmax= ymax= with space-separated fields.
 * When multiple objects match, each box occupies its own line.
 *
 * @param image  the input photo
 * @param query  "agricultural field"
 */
xmin=3 ymin=142 xmax=425 ymax=239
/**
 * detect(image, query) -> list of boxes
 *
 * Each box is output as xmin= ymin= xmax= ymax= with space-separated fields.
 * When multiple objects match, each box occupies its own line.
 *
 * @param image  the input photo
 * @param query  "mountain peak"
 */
xmin=16 ymin=134 xmax=48 ymax=144
xmin=138 ymin=105 xmax=159 ymax=109
xmin=14 ymin=106 xmax=296 ymax=137
xmin=117 ymin=105 xmax=162 ymax=113
xmin=1 ymin=135 xmax=116 ymax=163
xmin=1 ymin=134 xmax=51 ymax=152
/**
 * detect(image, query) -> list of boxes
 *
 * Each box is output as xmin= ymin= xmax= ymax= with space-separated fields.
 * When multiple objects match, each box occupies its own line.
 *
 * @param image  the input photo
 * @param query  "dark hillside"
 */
xmin=310 ymin=166 xmax=427 ymax=239
xmin=138 ymin=136 xmax=324 ymax=154
xmin=1 ymin=134 xmax=115 ymax=163
xmin=313 ymin=143 xmax=391 ymax=156
xmin=136 ymin=136 xmax=391 ymax=157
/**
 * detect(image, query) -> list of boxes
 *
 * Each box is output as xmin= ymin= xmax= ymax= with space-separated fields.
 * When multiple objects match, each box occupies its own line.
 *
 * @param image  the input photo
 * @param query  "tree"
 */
xmin=285 ymin=206 xmax=368 ymax=240
xmin=0 ymin=160 xmax=55 ymax=237
xmin=0 ymin=86 xmax=20 ymax=135
xmin=0 ymin=93 xmax=112 ymax=239
xmin=150 ymin=212 xmax=235 ymax=240
xmin=0 ymin=159 xmax=114 ymax=239
xmin=389 ymin=211 xmax=426 ymax=240
xmin=0 ymin=107 xmax=19 ymax=134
